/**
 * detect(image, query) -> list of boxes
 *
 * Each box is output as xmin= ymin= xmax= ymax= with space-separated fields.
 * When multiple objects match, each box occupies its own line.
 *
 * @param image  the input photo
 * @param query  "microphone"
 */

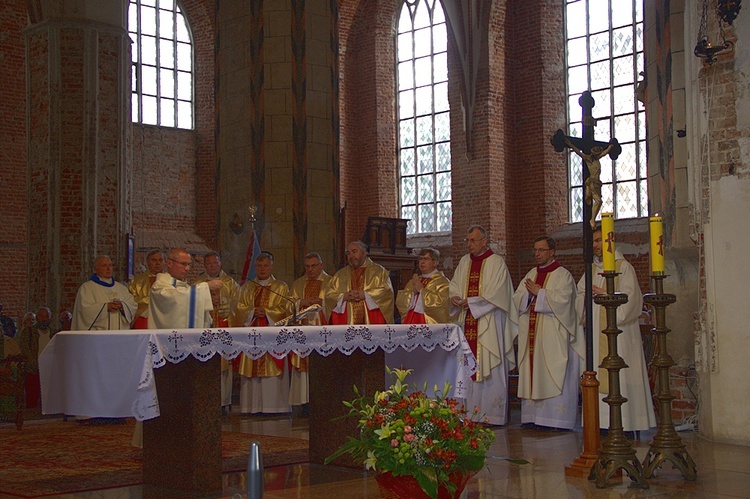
xmin=250 ymin=279 xmax=297 ymax=326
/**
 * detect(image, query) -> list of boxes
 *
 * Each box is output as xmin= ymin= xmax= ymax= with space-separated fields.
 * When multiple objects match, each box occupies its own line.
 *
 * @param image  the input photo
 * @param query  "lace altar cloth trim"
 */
xmin=138 ymin=324 xmax=475 ymax=420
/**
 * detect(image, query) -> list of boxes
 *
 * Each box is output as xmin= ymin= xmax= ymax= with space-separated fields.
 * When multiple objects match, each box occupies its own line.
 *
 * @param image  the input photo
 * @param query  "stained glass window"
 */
xmin=565 ymin=0 xmax=646 ymax=222
xmin=397 ymin=0 xmax=451 ymax=235
xmin=129 ymin=0 xmax=194 ymax=129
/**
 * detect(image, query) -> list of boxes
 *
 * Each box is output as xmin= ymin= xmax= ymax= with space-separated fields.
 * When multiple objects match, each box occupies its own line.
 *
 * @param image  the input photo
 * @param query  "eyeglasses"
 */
xmin=464 ymin=237 xmax=486 ymax=243
xmin=533 ymin=248 xmax=551 ymax=253
xmin=169 ymin=259 xmax=192 ymax=267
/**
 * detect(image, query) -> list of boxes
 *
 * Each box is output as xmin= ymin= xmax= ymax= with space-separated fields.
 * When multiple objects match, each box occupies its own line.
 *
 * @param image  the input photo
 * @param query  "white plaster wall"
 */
xmin=697 ymin=8 xmax=750 ymax=445
xmin=703 ymin=178 xmax=750 ymax=444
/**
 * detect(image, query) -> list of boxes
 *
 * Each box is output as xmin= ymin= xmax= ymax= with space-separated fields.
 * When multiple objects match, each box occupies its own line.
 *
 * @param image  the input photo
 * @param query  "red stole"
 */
xmin=133 ymin=316 xmax=149 ymax=329
xmin=525 ymin=260 xmax=561 ymax=389
xmin=330 ymin=265 xmax=388 ymax=325
xmin=250 ymin=285 xmax=284 ymax=373
xmin=402 ymin=276 xmax=431 ymax=324
xmin=464 ymin=249 xmax=494 ymax=380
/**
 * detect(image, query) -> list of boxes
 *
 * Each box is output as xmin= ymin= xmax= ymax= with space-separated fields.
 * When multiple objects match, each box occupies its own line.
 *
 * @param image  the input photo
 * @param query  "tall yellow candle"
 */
xmin=600 ymin=212 xmax=616 ymax=271
xmin=650 ymin=215 xmax=665 ymax=273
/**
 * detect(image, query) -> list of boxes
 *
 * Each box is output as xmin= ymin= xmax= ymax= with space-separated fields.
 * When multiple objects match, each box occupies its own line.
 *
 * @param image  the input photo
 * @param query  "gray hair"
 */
xmin=348 ymin=240 xmax=368 ymax=252
xmin=304 ymin=252 xmax=322 ymax=262
xmin=256 ymin=251 xmax=274 ymax=263
xmin=147 ymin=249 xmax=165 ymax=259
xmin=467 ymin=225 xmax=488 ymax=240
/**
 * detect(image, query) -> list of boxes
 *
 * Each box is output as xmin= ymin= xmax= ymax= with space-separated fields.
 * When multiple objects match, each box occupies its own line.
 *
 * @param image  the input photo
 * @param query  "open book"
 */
xmin=275 ymin=304 xmax=324 ymax=326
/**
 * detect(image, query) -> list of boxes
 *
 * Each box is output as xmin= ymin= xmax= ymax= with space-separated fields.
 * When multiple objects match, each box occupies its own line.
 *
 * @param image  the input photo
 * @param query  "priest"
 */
xmin=449 ymin=226 xmax=517 ymax=426
xmin=230 ymin=252 xmax=293 ymax=414
xmin=513 ymin=236 xmax=581 ymax=430
xmin=194 ymin=251 xmax=239 ymax=413
xmin=395 ymin=248 xmax=451 ymax=324
xmin=325 ymin=241 xmax=394 ymax=325
xmin=128 ymin=249 xmax=165 ymax=329
xmin=148 ymin=249 xmax=220 ymax=330
xmin=288 ymin=252 xmax=331 ymax=408
xmin=575 ymin=226 xmax=656 ymax=432
xmin=71 ymin=256 xmax=136 ymax=331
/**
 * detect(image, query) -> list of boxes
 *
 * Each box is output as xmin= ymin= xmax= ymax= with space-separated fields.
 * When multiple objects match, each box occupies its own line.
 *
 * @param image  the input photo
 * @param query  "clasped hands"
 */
xmin=451 ymin=296 xmax=469 ymax=309
xmin=524 ymin=278 xmax=542 ymax=296
xmin=343 ymin=289 xmax=365 ymax=302
xmin=410 ymin=274 xmax=424 ymax=292
xmin=107 ymin=300 xmax=123 ymax=312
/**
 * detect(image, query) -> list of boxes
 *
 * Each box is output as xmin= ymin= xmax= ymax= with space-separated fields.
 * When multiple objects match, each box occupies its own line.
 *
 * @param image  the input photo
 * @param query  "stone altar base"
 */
xmin=308 ymin=349 xmax=385 ymax=467
xmin=143 ymin=356 xmax=222 ymax=498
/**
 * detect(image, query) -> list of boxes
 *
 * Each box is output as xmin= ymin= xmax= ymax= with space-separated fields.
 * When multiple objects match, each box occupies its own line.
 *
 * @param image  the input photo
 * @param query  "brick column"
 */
xmin=25 ymin=9 xmax=131 ymax=311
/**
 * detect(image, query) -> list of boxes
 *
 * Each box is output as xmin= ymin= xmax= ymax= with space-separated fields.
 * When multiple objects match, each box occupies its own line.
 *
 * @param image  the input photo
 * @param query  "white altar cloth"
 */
xmin=39 ymin=323 xmax=476 ymax=421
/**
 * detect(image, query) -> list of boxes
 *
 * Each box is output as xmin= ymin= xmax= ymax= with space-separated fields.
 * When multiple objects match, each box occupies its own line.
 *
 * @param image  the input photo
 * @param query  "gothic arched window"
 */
xmin=397 ymin=0 xmax=451 ymax=235
xmin=565 ymin=0 xmax=646 ymax=222
xmin=128 ymin=0 xmax=194 ymax=129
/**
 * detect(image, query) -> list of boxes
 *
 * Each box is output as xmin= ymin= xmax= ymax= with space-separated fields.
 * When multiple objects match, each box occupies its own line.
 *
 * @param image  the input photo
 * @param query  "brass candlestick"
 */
xmin=641 ymin=274 xmax=697 ymax=480
xmin=589 ymin=270 xmax=649 ymax=489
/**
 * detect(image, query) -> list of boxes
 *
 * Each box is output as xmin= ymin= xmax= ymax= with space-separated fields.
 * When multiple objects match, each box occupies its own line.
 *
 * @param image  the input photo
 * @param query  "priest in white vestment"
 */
xmin=71 ymin=256 xmax=136 ymax=331
xmin=513 ymin=236 xmax=582 ymax=430
xmin=133 ymin=249 xmax=219 ymax=447
xmin=148 ymin=249 xmax=219 ymax=330
xmin=230 ymin=252 xmax=293 ymax=414
xmin=449 ymin=226 xmax=517 ymax=426
xmin=575 ymin=227 xmax=656 ymax=431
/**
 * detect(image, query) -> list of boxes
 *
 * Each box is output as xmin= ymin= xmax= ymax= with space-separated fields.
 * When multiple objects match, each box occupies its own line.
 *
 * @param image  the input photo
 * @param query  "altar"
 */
xmin=39 ymin=323 xmax=476 ymax=495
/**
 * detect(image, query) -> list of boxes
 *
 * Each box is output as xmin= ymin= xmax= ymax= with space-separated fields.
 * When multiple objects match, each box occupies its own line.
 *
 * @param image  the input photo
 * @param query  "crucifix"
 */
xmin=551 ymin=90 xmax=621 ymax=476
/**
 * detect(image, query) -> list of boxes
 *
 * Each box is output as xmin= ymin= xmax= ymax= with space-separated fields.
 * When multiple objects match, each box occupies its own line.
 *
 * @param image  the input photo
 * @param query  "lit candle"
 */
xmin=649 ymin=215 xmax=665 ymax=274
xmin=601 ymin=212 xmax=616 ymax=271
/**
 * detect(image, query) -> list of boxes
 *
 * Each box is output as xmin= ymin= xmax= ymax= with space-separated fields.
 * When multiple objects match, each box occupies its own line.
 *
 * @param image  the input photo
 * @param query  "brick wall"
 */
xmin=0 ymin=0 xmax=29 ymax=323
xmin=339 ymin=0 xmax=399 ymax=245
xmin=183 ymin=0 xmax=217 ymax=248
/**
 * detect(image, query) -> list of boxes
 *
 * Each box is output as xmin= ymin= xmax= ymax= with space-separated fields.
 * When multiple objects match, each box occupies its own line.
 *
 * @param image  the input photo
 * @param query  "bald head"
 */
xmin=94 ymin=256 xmax=114 ymax=280
xmin=166 ymin=249 xmax=193 ymax=280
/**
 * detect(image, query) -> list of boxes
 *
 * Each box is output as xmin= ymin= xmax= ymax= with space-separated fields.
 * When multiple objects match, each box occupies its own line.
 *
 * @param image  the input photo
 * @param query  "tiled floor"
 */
xmin=4 ymin=410 xmax=750 ymax=498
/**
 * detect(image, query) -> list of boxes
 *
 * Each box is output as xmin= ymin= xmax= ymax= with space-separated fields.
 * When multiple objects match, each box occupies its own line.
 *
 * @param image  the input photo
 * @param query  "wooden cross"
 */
xmin=550 ymin=90 xmax=621 ymax=372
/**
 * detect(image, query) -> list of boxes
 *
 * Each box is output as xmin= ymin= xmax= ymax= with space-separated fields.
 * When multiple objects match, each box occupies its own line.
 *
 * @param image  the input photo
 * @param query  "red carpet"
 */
xmin=0 ymin=419 xmax=308 ymax=498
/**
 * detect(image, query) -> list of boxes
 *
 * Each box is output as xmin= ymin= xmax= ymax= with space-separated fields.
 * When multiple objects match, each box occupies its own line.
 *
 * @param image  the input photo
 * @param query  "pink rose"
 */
xmin=404 ymin=433 xmax=416 ymax=442
xmin=391 ymin=439 xmax=399 ymax=447
xmin=404 ymin=425 xmax=413 ymax=433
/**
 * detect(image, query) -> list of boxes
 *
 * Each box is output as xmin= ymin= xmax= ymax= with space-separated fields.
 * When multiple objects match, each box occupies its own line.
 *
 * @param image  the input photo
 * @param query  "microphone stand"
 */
xmin=254 ymin=280 xmax=297 ymax=326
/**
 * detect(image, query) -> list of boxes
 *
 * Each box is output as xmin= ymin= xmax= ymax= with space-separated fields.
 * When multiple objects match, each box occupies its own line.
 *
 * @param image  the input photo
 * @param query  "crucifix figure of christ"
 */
xmin=550 ymin=90 xmax=621 ymax=477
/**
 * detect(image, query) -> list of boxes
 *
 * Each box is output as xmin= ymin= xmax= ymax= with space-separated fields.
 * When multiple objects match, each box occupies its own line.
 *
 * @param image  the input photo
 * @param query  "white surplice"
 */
xmin=575 ymin=252 xmax=656 ymax=431
xmin=71 ymin=278 xmax=136 ymax=331
xmin=513 ymin=263 xmax=582 ymax=429
xmin=449 ymin=251 xmax=517 ymax=426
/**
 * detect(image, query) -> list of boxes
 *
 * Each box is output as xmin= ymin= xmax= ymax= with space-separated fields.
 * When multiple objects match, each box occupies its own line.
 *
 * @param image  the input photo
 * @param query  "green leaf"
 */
xmin=415 ymin=468 xmax=439 ymax=499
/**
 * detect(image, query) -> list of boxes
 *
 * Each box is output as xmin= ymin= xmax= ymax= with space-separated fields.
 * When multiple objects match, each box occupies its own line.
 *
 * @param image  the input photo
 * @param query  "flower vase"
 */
xmin=375 ymin=470 xmax=477 ymax=499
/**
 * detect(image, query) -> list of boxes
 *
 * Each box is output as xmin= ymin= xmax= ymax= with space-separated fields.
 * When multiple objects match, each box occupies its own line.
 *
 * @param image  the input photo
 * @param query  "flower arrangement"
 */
xmin=325 ymin=367 xmax=495 ymax=499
